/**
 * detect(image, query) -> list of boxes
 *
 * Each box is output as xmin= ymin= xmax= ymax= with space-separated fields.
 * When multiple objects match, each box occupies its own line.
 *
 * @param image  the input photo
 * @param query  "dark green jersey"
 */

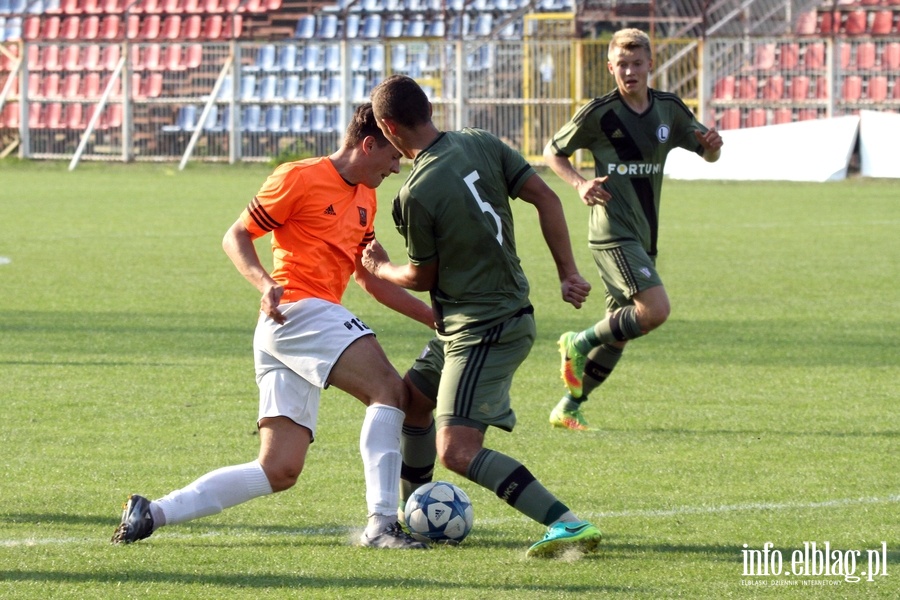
xmin=392 ymin=128 xmax=535 ymax=337
xmin=548 ymin=88 xmax=707 ymax=257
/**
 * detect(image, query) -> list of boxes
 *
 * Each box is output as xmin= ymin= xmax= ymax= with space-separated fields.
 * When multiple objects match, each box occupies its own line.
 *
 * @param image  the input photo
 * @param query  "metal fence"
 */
xmin=1 ymin=32 xmax=898 ymax=168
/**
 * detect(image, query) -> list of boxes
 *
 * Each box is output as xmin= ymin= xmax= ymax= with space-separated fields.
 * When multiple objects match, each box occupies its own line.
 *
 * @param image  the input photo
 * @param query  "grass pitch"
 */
xmin=0 ymin=160 xmax=897 ymax=598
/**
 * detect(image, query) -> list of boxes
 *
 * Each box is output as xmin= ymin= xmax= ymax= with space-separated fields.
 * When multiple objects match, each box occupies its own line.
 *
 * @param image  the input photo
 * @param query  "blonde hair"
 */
xmin=608 ymin=28 xmax=652 ymax=60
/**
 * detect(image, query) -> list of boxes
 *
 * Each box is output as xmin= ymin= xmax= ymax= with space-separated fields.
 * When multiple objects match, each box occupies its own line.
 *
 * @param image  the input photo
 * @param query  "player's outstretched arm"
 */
xmin=696 ymin=127 xmax=723 ymax=162
xmin=362 ymin=239 xmax=438 ymax=293
xmin=543 ymin=143 xmax=611 ymax=207
xmin=354 ymin=253 xmax=434 ymax=329
xmin=516 ymin=174 xmax=591 ymax=309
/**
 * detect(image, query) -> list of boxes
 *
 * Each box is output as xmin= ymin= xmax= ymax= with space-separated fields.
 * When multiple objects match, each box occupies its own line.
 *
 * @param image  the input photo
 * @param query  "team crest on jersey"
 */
xmin=656 ymin=124 xmax=670 ymax=143
xmin=358 ymin=207 xmax=368 ymax=226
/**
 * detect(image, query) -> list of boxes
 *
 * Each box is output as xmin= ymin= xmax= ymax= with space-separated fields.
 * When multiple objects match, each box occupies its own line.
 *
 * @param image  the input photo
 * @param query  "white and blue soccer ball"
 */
xmin=404 ymin=481 xmax=474 ymax=544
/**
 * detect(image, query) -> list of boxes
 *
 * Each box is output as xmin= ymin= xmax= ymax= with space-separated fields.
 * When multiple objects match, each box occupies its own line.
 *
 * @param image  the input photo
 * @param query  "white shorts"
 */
xmin=253 ymin=298 xmax=373 ymax=439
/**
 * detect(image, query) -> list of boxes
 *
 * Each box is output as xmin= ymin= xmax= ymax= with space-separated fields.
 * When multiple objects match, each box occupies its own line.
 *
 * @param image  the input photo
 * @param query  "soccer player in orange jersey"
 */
xmin=112 ymin=104 xmax=433 ymax=549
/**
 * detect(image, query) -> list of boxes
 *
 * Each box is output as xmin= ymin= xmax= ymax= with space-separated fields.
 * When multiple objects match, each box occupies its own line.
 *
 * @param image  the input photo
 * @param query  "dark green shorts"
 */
xmin=407 ymin=311 xmax=536 ymax=433
xmin=591 ymin=241 xmax=663 ymax=312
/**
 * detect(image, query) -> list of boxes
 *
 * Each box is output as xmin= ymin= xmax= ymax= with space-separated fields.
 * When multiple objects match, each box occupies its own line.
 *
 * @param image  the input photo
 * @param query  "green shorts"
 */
xmin=407 ymin=309 xmax=536 ymax=433
xmin=591 ymin=241 xmax=663 ymax=312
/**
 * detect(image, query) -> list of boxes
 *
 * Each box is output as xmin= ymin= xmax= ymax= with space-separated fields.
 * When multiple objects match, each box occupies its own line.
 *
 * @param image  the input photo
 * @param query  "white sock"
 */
xmin=152 ymin=460 xmax=273 ymax=527
xmin=360 ymin=404 xmax=403 ymax=534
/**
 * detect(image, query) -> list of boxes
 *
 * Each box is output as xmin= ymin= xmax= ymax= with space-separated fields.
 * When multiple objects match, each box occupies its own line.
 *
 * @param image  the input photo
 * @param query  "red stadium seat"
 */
xmin=746 ymin=108 xmax=767 ymax=128
xmin=81 ymin=15 xmax=100 ymax=39
xmin=797 ymin=109 xmax=818 ymax=122
xmin=43 ymin=44 xmax=63 ymax=71
xmin=205 ymin=0 xmax=224 ymax=13
xmin=182 ymin=14 xmax=201 ymax=39
xmin=795 ymin=9 xmax=816 ymax=35
xmin=28 ymin=72 xmax=41 ymax=96
xmin=60 ymin=0 xmax=81 ymax=14
xmin=870 ymin=11 xmax=893 ymax=35
xmin=62 ymin=44 xmax=82 ymax=70
xmin=103 ymin=0 xmax=125 ymax=12
xmin=753 ymin=43 xmax=776 ymax=70
xmin=28 ymin=103 xmax=44 ymax=129
xmin=790 ymin=75 xmax=810 ymax=100
xmin=43 ymin=72 xmax=61 ymax=96
xmin=23 ymin=16 xmax=41 ymax=40
xmin=778 ymin=43 xmax=799 ymax=69
xmin=223 ymin=14 xmax=242 ymax=38
xmin=817 ymin=11 xmax=835 ymax=35
xmin=802 ymin=42 xmax=825 ymax=69
xmin=842 ymin=10 xmax=866 ymax=35
xmin=83 ymin=71 xmax=101 ymax=97
xmin=894 ymin=79 xmax=900 ymax=99
xmin=82 ymin=0 xmax=102 ymax=14
xmin=41 ymin=15 xmax=61 ymax=39
xmin=140 ymin=43 xmax=163 ymax=70
xmin=27 ymin=44 xmax=41 ymax=71
xmin=840 ymin=43 xmax=851 ymax=69
xmin=62 ymin=72 xmax=82 ymax=98
xmin=161 ymin=15 xmax=182 ymax=40
xmin=163 ymin=0 xmax=183 ymax=12
xmin=883 ymin=42 xmax=900 ymax=70
xmin=66 ymin=102 xmax=85 ymax=129
xmin=737 ymin=75 xmax=758 ymax=99
xmin=719 ymin=108 xmax=740 ymax=130
xmin=139 ymin=15 xmax=161 ymax=39
xmin=855 ymin=42 xmax=876 ymax=70
xmin=141 ymin=0 xmax=163 ymax=13
xmin=46 ymin=102 xmax=65 ymax=129
xmin=100 ymin=44 xmax=121 ymax=70
xmin=105 ymin=103 xmax=123 ymax=129
xmin=163 ymin=43 xmax=184 ymax=71
xmin=183 ymin=0 xmax=201 ymax=12
xmin=814 ymin=76 xmax=829 ymax=99
xmin=866 ymin=76 xmax=888 ymax=101
xmin=841 ymin=75 xmax=862 ymax=102
xmin=762 ymin=74 xmax=784 ymax=100
xmin=144 ymin=72 xmax=163 ymax=97
xmin=99 ymin=15 xmax=121 ymax=39
xmin=202 ymin=15 xmax=222 ymax=39
xmin=713 ymin=76 xmax=734 ymax=100
xmin=184 ymin=43 xmax=202 ymax=68
xmin=60 ymin=15 xmax=80 ymax=40
xmin=2 ymin=102 xmax=19 ymax=128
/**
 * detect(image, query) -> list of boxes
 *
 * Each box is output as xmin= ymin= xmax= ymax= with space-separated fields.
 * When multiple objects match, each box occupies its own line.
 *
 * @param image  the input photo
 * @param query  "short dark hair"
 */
xmin=344 ymin=103 xmax=390 ymax=148
xmin=370 ymin=75 xmax=430 ymax=129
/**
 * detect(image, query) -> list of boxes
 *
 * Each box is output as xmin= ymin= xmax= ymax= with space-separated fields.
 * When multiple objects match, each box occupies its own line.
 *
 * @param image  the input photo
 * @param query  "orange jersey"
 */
xmin=240 ymin=157 xmax=376 ymax=305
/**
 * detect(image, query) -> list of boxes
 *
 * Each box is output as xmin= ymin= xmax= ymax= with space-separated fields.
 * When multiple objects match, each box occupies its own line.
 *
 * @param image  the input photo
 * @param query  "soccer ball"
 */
xmin=404 ymin=481 xmax=474 ymax=544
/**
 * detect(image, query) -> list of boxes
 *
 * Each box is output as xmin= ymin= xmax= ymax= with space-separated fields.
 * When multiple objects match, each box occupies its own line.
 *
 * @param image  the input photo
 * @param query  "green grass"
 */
xmin=0 ymin=161 xmax=898 ymax=598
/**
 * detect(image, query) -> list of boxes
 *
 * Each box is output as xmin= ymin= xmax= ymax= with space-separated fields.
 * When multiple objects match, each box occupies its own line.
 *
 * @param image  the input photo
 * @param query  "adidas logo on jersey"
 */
xmin=611 ymin=129 xmax=625 ymax=139
xmin=323 ymin=205 xmax=337 ymax=215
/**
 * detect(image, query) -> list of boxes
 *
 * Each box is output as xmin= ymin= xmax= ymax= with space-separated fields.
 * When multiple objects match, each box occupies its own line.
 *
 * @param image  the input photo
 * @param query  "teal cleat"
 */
xmin=526 ymin=520 xmax=602 ymax=558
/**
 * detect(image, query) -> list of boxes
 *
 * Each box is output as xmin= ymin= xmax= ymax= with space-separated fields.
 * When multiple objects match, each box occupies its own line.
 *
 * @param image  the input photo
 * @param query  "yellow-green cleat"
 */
xmin=549 ymin=406 xmax=592 ymax=431
xmin=527 ymin=520 xmax=602 ymax=558
xmin=558 ymin=332 xmax=587 ymax=398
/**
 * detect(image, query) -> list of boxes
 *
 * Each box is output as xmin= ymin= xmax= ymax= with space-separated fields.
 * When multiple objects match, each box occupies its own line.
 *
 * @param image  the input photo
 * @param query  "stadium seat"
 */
xmin=99 ymin=15 xmax=121 ymax=40
xmin=777 ymin=42 xmax=798 ymax=69
xmin=351 ymin=73 xmax=366 ymax=101
xmin=817 ymin=10 xmax=835 ymax=35
xmin=794 ymin=9 xmax=816 ymax=35
xmin=894 ymin=79 xmax=900 ymax=99
xmin=61 ymin=44 xmax=81 ymax=70
xmin=245 ymin=43 xmax=275 ymax=72
xmin=767 ymin=108 xmax=790 ymax=125
xmin=202 ymin=15 xmax=223 ymax=39
xmin=287 ymin=104 xmax=308 ymax=133
xmin=883 ymin=42 xmax=900 ymax=70
xmin=841 ymin=75 xmax=862 ymax=102
xmin=257 ymin=74 xmax=277 ymax=101
xmin=60 ymin=0 xmax=80 ymax=14
xmin=870 ymin=10 xmax=894 ymax=35
xmin=43 ymin=72 xmax=61 ymax=96
xmin=813 ymin=76 xmax=829 ymax=99
xmin=82 ymin=0 xmax=101 ymax=13
xmin=46 ymin=102 xmax=65 ymax=128
xmin=473 ymin=13 xmax=492 ymax=37
xmin=866 ymin=75 xmax=888 ymax=101
xmin=426 ymin=17 xmax=444 ymax=37
xmin=367 ymin=44 xmax=384 ymax=71
xmin=324 ymin=44 xmax=339 ymax=71
xmin=839 ymin=43 xmax=851 ymax=69
xmin=140 ymin=43 xmax=163 ymax=70
xmin=184 ymin=43 xmax=202 ymax=68
xmin=344 ymin=14 xmax=360 ymax=39
xmin=843 ymin=10 xmax=866 ymax=36
xmin=324 ymin=75 xmax=341 ymax=100
xmin=60 ymin=15 xmax=79 ymax=39
xmin=753 ymin=42 xmax=775 ymax=69
xmin=102 ymin=0 xmax=124 ymax=12
xmin=797 ymin=109 xmax=818 ymax=122
xmin=264 ymin=105 xmax=284 ymax=132
xmin=762 ymin=74 xmax=784 ymax=100
xmin=855 ymin=42 xmax=876 ymax=70
xmin=276 ymin=44 xmax=297 ymax=71
xmin=736 ymin=75 xmax=757 ymax=99
xmin=162 ymin=104 xmax=197 ymax=131
xmin=164 ymin=43 xmax=184 ymax=71
xmin=100 ymin=43 xmax=120 ymax=70
xmin=801 ymin=42 xmax=824 ymax=69
xmin=790 ymin=75 xmax=810 ymax=100
xmin=81 ymin=15 xmax=100 ymax=39
xmin=182 ymin=14 xmax=201 ymax=39
xmin=302 ymin=73 xmax=320 ymax=99
xmin=161 ymin=15 xmax=181 ymax=40
xmin=66 ymin=102 xmax=86 ymax=129
xmin=405 ymin=16 xmax=425 ymax=37
xmin=240 ymin=103 xmax=262 ymax=131
xmin=44 ymin=0 xmax=62 ymax=13
xmin=22 ymin=15 xmax=40 ymax=40
xmin=719 ymin=108 xmax=740 ymax=130
xmin=301 ymin=43 xmax=321 ymax=71
xmin=309 ymin=104 xmax=330 ymax=132
xmin=239 ymin=73 xmax=256 ymax=99
xmin=43 ymin=44 xmax=62 ymax=70
xmin=384 ymin=14 xmax=403 ymax=37
xmin=62 ymin=73 xmax=82 ymax=98
xmin=144 ymin=71 xmax=163 ymax=97
xmin=28 ymin=102 xmax=44 ymax=129
xmin=222 ymin=14 xmax=241 ymax=38
xmin=361 ymin=14 xmax=381 ymax=38
xmin=317 ymin=14 xmax=337 ymax=39
xmin=141 ymin=0 xmax=162 ymax=13
xmin=41 ymin=15 xmax=61 ymax=39
xmin=281 ymin=74 xmax=300 ymax=100
xmin=746 ymin=108 xmax=766 ymax=128
xmin=83 ymin=71 xmax=101 ymax=96
xmin=138 ymin=15 xmax=161 ymax=40
xmin=294 ymin=15 xmax=314 ymax=39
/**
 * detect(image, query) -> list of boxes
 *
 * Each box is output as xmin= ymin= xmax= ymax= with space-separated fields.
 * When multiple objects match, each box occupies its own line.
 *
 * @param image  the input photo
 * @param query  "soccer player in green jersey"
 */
xmin=363 ymin=74 xmax=602 ymax=558
xmin=543 ymin=28 xmax=724 ymax=431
